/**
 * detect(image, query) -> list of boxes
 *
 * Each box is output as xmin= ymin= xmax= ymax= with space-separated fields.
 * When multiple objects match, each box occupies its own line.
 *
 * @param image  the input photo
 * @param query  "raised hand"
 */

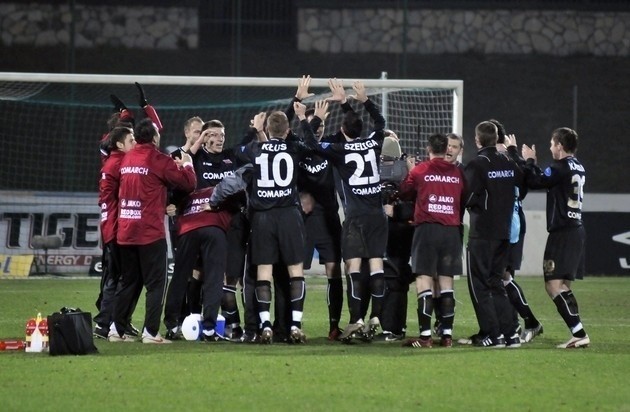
xmin=505 ymin=133 xmax=518 ymax=147
xmin=313 ymin=100 xmax=329 ymax=121
xmin=135 ymin=82 xmax=148 ymax=107
xmin=326 ymin=78 xmax=347 ymax=104
xmin=252 ymin=112 xmax=267 ymax=133
xmin=295 ymin=75 xmax=314 ymax=101
xmin=174 ymin=151 xmax=193 ymax=167
xmin=349 ymin=81 xmax=368 ymax=103
xmin=521 ymin=143 xmax=536 ymax=161
xmin=110 ymin=94 xmax=127 ymax=113
xmin=294 ymin=101 xmax=307 ymax=119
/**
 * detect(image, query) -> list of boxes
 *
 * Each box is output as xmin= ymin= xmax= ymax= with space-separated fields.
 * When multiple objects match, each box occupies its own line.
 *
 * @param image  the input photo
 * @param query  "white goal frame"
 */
xmin=0 ymin=72 xmax=463 ymax=136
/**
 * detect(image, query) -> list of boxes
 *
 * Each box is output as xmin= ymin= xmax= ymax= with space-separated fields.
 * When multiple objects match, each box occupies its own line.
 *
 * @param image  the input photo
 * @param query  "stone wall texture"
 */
xmin=0 ymin=3 xmax=198 ymax=49
xmin=298 ymin=8 xmax=630 ymax=56
xmin=2 ymin=4 xmax=629 ymax=56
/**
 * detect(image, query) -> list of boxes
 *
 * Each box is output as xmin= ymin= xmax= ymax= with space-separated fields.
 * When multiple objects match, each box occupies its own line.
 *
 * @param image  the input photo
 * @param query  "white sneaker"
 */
xmin=260 ymin=327 xmax=273 ymax=344
xmin=367 ymin=317 xmax=381 ymax=333
xmin=108 ymin=330 xmax=136 ymax=343
xmin=141 ymin=331 xmax=172 ymax=344
xmin=289 ymin=326 xmax=306 ymax=344
xmin=521 ymin=323 xmax=544 ymax=343
xmin=557 ymin=334 xmax=590 ymax=349
xmin=339 ymin=319 xmax=365 ymax=341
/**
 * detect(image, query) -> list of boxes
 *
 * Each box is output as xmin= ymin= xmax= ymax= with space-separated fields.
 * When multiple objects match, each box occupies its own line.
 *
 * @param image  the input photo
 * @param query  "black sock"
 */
xmin=505 ymin=278 xmax=539 ymax=329
xmin=433 ymin=295 xmax=443 ymax=323
xmin=553 ymin=290 xmax=585 ymax=336
xmin=327 ymin=277 xmax=343 ymax=329
xmin=417 ymin=289 xmax=433 ymax=337
xmin=221 ymin=285 xmax=240 ymax=325
xmin=289 ymin=276 xmax=305 ymax=329
xmin=346 ymin=272 xmax=363 ymax=323
xmin=439 ymin=289 xmax=455 ymax=336
xmin=368 ymin=271 xmax=385 ymax=320
xmin=255 ymin=280 xmax=272 ymax=328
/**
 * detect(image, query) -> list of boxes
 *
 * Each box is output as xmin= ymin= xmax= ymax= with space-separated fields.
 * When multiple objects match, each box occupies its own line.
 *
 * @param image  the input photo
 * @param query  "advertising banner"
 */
xmin=583 ymin=212 xmax=630 ymax=276
xmin=0 ymin=254 xmax=34 ymax=277
xmin=0 ymin=191 xmax=172 ymax=275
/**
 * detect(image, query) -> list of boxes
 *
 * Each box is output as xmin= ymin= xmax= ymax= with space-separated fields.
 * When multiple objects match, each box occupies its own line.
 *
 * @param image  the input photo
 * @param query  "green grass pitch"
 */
xmin=0 ymin=276 xmax=629 ymax=411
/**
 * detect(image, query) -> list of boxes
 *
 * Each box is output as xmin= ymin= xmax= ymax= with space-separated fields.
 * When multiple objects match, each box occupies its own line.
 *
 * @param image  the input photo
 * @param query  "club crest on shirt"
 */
xmin=543 ymin=259 xmax=555 ymax=274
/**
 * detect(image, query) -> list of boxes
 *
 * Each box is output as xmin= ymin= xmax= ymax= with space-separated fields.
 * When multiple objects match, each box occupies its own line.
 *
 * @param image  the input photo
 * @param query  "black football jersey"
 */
xmin=526 ymin=156 xmax=585 ymax=232
xmin=317 ymin=133 xmax=384 ymax=218
xmin=297 ymin=152 xmax=338 ymax=211
xmin=236 ymin=120 xmax=317 ymax=211
xmin=191 ymin=148 xmax=237 ymax=189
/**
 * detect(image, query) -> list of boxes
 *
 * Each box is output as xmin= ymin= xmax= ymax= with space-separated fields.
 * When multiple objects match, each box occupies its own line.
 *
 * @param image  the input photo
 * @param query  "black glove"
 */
xmin=110 ymin=94 xmax=127 ymax=113
xmin=135 ymin=82 xmax=148 ymax=107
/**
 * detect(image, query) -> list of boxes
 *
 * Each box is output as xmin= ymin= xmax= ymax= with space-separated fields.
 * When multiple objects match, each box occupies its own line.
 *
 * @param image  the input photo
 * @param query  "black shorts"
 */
xmin=543 ymin=226 xmax=586 ymax=281
xmin=250 ymin=207 xmax=305 ymax=266
xmin=341 ymin=213 xmax=388 ymax=260
xmin=303 ymin=211 xmax=342 ymax=269
xmin=410 ymin=223 xmax=462 ymax=277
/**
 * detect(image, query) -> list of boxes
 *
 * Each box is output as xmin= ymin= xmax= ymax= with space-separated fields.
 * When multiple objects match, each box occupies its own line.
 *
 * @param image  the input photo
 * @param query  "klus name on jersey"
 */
xmin=261 ymin=143 xmax=287 ymax=151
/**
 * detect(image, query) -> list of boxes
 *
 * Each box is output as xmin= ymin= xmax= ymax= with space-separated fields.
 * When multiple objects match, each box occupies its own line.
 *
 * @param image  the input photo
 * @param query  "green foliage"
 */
xmin=0 ymin=276 xmax=629 ymax=411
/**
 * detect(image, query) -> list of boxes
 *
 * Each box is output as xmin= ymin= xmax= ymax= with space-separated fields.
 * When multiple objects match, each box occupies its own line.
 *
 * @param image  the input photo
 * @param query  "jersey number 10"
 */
xmin=256 ymin=153 xmax=294 ymax=188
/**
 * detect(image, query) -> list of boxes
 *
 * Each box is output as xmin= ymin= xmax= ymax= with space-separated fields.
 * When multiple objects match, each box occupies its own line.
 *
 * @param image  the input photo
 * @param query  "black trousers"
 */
xmin=466 ymin=238 xmax=513 ymax=339
xmin=164 ymin=226 xmax=227 ymax=332
xmin=225 ymin=211 xmax=249 ymax=286
xmin=94 ymin=241 xmax=142 ymax=329
xmin=114 ymin=239 xmax=168 ymax=337
xmin=380 ymin=220 xmax=414 ymax=334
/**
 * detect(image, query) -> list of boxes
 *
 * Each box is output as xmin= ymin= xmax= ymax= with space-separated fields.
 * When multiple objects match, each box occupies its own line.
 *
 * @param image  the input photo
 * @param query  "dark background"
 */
xmin=1 ymin=0 xmax=629 ymax=192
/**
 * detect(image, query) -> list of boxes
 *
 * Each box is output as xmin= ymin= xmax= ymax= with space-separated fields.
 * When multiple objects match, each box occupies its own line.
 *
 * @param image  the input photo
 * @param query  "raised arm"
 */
xmin=308 ymin=99 xmax=328 ymax=139
xmin=294 ymin=101 xmax=318 ymax=150
xmin=136 ymin=82 xmax=163 ymax=131
xmin=326 ymin=78 xmax=354 ymax=114
xmin=286 ymin=75 xmax=314 ymax=121
xmin=209 ymin=164 xmax=253 ymax=207
xmin=521 ymin=143 xmax=562 ymax=190
xmin=187 ymin=128 xmax=206 ymax=155
xmin=351 ymin=81 xmax=385 ymax=134
xmin=110 ymin=94 xmax=134 ymax=127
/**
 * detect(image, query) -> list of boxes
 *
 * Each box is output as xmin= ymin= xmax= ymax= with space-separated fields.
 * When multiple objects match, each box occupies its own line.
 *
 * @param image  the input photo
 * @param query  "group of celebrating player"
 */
xmin=93 ymin=76 xmax=589 ymax=349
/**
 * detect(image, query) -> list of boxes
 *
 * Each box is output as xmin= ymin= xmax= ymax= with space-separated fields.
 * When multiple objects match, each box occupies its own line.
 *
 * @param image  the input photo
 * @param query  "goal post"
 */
xmin=0 ymin=71 xmax=462 ymax=275
xmin=0 ymin=71 xmax=463 ymax=191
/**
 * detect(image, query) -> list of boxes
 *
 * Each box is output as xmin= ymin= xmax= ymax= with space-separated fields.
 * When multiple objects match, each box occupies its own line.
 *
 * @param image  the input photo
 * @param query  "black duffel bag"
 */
xmin=48 ymin=307 xmax=98 ymax=356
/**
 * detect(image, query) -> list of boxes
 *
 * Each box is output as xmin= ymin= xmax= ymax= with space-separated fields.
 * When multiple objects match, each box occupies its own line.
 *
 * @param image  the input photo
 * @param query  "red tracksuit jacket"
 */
xmin=117 ymin=143 xmax=196 ymax=245
xmin=399 ymin=157 xmax=465 ymax=227
xmin=99 ymin=150 xmax=125 ymax=244
xmin=176 ymin=187 xmax=233 ymax=237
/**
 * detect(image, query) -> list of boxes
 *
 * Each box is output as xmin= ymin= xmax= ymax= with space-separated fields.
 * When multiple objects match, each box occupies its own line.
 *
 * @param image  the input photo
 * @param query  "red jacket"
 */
xmin=99 ymin=150 xmax=125 ymax=244
xmin=400 ymin=158 xmax=465 ymax=227
xmin=117 ymin=143 xmax=196 ymax=245
xmin=177 ymin=187 xmax=233 ymax=236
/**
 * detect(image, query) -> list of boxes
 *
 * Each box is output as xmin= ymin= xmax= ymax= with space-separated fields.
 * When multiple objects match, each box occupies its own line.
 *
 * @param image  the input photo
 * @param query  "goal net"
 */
xmin=0 ymin=72 xmax=462 ymax=275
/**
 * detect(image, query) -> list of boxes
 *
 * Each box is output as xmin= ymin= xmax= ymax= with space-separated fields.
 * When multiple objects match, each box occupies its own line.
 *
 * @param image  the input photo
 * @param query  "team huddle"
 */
xmin=93 ymin=77 xmax=589 ymax=349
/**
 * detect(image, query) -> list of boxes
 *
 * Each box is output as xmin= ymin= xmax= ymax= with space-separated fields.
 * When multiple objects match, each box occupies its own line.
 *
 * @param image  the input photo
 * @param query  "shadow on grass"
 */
xmin=85 ymin=334 xmax=628 ymax=360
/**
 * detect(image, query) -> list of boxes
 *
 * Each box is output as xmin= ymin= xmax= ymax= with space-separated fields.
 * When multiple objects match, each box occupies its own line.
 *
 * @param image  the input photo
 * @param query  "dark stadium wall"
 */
xmin=1 ymin=1 xmax=629 ymax=192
